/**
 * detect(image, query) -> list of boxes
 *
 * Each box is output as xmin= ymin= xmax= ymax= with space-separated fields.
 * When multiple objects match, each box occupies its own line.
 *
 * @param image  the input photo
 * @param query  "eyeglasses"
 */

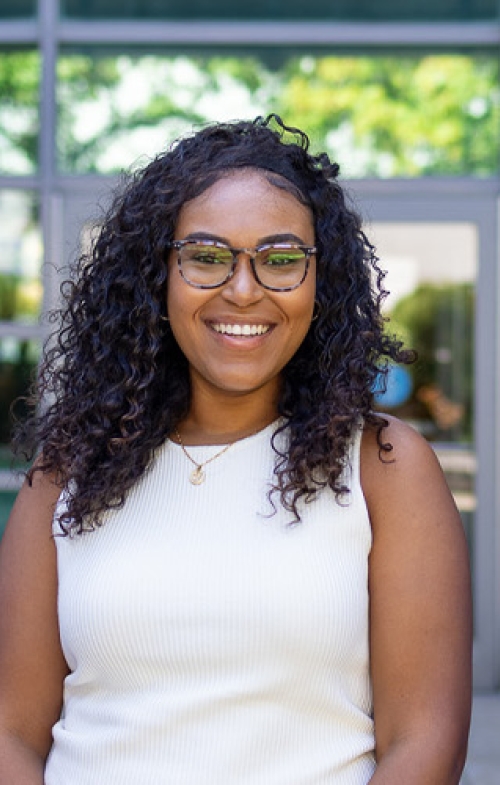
xmin=169 ymin=239 xmax=316 ymax=292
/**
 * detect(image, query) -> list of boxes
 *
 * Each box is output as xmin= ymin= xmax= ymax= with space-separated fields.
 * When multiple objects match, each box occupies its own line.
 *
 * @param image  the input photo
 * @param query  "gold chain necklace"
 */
xmin=173 ymin=428 xmax=234 ymax=485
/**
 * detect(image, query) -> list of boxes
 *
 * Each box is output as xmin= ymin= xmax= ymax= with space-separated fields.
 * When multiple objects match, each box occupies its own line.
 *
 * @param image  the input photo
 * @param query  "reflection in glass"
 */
xmin=373 ymin=222 xmax=476 ymax=547
xmin=0 ymin=492 xmax=17 ymax=540
xmin=59 ymin=0 xmax=499 ymax=22
xmin=0 ymin=338 xmax=37 ymax=538
xmin=0 ymin=338 xmax=39 ymax=445
xmin=0 ymin=0 xmax=36 ymax=18
xmin=56 ymin=52 xmax=499 ymax=177
xmin=0 ymin=191 xmax=43 ymax=322
xmin=0 ymin=50 xmax=40 ymax=174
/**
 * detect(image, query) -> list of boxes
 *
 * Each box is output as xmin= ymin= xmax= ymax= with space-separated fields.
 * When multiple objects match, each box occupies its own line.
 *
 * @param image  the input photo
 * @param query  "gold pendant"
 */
xmin=189 ymin=466 xmax=205 ymax=485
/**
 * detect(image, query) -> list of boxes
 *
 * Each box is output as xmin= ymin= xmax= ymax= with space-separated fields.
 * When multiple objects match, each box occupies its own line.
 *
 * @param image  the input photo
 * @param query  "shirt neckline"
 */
xmin=167 ymin=417 xmax=285 ymax=454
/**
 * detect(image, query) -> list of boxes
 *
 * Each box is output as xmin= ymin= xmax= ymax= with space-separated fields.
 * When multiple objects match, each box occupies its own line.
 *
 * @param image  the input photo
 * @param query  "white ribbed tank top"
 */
xmin=45 ymin=421 xmax=375 ymax=785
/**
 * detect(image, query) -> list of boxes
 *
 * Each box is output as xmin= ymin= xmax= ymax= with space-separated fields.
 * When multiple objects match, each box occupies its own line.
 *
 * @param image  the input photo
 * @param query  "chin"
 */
xmin=207 ymin=373 xmax=278 ymax=397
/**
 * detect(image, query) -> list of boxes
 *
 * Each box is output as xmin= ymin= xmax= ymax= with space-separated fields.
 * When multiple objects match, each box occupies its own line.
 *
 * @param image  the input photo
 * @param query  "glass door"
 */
xmin=371 ymin=220 xmax=476 ymax=547
xmin=355 ymin=180 xmax=499 ymax=689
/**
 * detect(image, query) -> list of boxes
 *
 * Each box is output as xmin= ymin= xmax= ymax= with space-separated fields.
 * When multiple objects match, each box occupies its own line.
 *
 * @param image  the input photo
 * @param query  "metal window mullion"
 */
xmin=471 ymin=197 xmax=500 ymax=689
xmin=38 ymin=0 xmax=59 ymax=333
xmin=39 ymin=0 xmax=57 ymax=202
xmin=345 ymin=177 xmax=500 ymax=200
xmin=0 ymin=20 xmax=37 ymax=44
xmin=0 ymin=472 xmax=23 ymax=491
xmin=56 ymin=20 xmax=500 ymax=47
xmin=0 ymin=323 xmax=42 ymax=339
xmin=0 ymin=176 xmax=40 ymax=189
xmin=495 ymin=197 xmax=500 ymax=688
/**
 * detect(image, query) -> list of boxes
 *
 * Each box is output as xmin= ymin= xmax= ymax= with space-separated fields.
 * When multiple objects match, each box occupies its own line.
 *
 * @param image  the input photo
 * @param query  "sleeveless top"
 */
xmin=45 ymin=421 xmax=376 ymax=785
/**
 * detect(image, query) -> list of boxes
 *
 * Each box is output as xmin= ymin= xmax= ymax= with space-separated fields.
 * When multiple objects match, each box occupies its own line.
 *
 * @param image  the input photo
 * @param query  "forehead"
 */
xmin=175 ymin=169 xmax=314 ymax=242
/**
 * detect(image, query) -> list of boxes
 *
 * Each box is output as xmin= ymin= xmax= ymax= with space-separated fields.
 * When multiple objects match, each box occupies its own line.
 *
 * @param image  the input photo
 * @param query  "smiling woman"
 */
xmin=166 ymin=170 xmax=316 ymax=417
xmin=0 ymin=116 xmax=472 ymax=785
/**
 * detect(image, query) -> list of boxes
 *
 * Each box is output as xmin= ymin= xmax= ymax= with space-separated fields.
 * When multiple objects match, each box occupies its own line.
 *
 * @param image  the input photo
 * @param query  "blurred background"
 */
xmin=0 ymin=0 xmax=498 ymax=693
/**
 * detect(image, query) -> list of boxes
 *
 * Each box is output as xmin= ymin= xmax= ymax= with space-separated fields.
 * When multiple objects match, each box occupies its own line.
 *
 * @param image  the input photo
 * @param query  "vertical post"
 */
xmin=495 ymin=195 xmax=500 ymax=688
xmin=38 ymin=0 xmax=59 ymax=323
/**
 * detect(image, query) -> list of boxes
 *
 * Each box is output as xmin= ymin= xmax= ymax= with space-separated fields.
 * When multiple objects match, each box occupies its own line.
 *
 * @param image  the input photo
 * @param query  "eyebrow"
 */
xmin=179 ymin=231 xmax=309 ymax=246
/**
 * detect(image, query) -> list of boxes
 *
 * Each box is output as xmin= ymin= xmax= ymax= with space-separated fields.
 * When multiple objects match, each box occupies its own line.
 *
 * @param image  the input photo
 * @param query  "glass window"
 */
xmin=372 ymin=222 xmax=476 ymax=553
xmin=0 ymin=337 xmax=39 ymax=446
xmin=0 ymin=492 xmax=17 ymax=540
xmin=60 ymin=0 xmax=498 ymax=21
xmin=0 ymin=49 xmax=40 ymax=175
xmin=56 ymin=52 xmax=499 ymax=178
xmin=0 ymin=1 xmax=36 ymax=18
xmin=0 ymin=191 xmax=43 ymax=323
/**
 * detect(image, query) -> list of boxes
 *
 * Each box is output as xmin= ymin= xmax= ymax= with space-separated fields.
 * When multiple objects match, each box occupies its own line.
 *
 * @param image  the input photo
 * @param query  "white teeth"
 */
xmin=212 ymin=323 xmax=270 ymax=336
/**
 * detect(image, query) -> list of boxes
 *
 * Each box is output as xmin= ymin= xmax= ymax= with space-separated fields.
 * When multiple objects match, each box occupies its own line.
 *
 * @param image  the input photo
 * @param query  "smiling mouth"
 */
xmin=210 ymin=323 xmax=271 ymax=336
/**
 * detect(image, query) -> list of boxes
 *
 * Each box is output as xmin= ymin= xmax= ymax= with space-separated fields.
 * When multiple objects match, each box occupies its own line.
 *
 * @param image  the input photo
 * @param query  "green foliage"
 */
xmin=0 ymin=340 xmax=38 ymax=444
xmin=56 ymin=55 xmax=211 ymax=172
xmin=1 ymin=50 xmax=498 ymax=175
xmin=0 ymin=50 xmax=40 ymax=173
xmin=276 ymin=55 xmax=500 ymax=176
xmin=389 ymin=282 xmax=474 ymax=438
xmin=0 ymin=273 xmax=40 ymax=321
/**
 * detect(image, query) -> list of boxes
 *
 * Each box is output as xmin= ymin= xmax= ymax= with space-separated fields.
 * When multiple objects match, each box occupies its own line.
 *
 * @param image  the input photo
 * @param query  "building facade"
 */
xmin=0 ymin=0 xmax=499 ymax=688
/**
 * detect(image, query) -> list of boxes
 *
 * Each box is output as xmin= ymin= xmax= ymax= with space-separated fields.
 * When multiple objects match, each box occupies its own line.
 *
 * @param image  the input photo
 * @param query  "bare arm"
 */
xmin=0 ymin=470 xmax=68 ymax=783
xmin=361 ymin=417 xmax=472 ymax=785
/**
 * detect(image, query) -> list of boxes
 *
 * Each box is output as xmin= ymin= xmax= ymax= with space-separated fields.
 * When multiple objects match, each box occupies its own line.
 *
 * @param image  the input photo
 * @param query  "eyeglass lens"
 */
xmin=178 ymin=241 xmax=309 ymax=290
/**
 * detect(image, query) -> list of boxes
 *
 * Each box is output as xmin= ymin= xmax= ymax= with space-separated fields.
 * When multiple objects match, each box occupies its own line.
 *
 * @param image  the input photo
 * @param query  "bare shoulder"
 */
xmin=0 ymin=465 xmax=63 ymax=572
xmin=359 ymin=411 xmax=469 ymax=594
xmin=360 ymin=413 xmax=442 ymax=481
xmin=359 ymin=414 xmax=457 ymax=533
xmin=0 ymin=467 xmax=64 ymax=570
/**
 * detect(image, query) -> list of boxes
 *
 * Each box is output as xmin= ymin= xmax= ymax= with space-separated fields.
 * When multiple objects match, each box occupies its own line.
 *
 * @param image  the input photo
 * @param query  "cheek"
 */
xmin=293 ymin=284 xmax=316 ymax=343
xmin=166 ymin=267 xmax=190 ymax=321
xmin=293 ymin=274 xmax=316 ymax=325
xmin=166 ymin=273 xmax=208 ymax=361
xmin=279 ymin=296 xmax=315 ymax=355
xmin=166 ymin=274 xmax=191 ymax=350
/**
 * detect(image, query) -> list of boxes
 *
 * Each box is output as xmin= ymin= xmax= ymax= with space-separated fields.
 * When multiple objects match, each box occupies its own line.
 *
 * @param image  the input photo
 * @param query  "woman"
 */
xmin=0 ymin=116 xmax=471 ymax=784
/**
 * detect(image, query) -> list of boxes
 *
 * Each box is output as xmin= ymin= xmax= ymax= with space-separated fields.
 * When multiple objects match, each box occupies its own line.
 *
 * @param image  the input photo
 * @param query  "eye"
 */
xmin=264 ymin=247 xmax=305 ymax=267
xmin=185 ymin=244 xmax=231 ymax=266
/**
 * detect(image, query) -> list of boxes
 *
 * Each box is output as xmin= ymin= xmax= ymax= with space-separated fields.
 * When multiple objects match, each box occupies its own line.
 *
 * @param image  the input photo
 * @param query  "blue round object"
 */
xmin=374 ymin=364 xmax=413 ymax=409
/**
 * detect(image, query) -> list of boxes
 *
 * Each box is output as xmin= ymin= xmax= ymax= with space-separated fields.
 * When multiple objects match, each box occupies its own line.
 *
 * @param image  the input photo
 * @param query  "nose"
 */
xmin=220 ymin=254 xmax=264 ymax=306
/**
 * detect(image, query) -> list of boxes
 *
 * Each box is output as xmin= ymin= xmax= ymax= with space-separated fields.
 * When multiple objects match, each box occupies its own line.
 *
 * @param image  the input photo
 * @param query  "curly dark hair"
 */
xmin=17 ymin=114 xmax=412 ymax=534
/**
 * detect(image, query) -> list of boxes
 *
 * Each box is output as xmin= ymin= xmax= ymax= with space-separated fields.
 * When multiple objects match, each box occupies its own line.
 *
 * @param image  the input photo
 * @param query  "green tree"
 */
xmin=55 ymin=54 xmax=276 ymax=172
xmin=0 ymin=50 xmax=40 ymax=173
xmin=1 ymin=50 xmax=498 ymax=176
xmin=275 ymin=55 xmax=500 ymax=176
xmin=388 ymin=282 xmax=474 ymax=439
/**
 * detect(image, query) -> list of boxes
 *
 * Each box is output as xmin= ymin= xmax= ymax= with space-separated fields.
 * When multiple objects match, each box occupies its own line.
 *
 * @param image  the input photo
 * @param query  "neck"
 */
xmin=177 ymin=386 xmax=281 ymax=446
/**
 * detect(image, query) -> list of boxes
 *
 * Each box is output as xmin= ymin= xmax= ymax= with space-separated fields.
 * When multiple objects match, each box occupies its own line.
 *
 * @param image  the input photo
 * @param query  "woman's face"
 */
xmin=166 ymin=169 xmax=316 ymax=403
